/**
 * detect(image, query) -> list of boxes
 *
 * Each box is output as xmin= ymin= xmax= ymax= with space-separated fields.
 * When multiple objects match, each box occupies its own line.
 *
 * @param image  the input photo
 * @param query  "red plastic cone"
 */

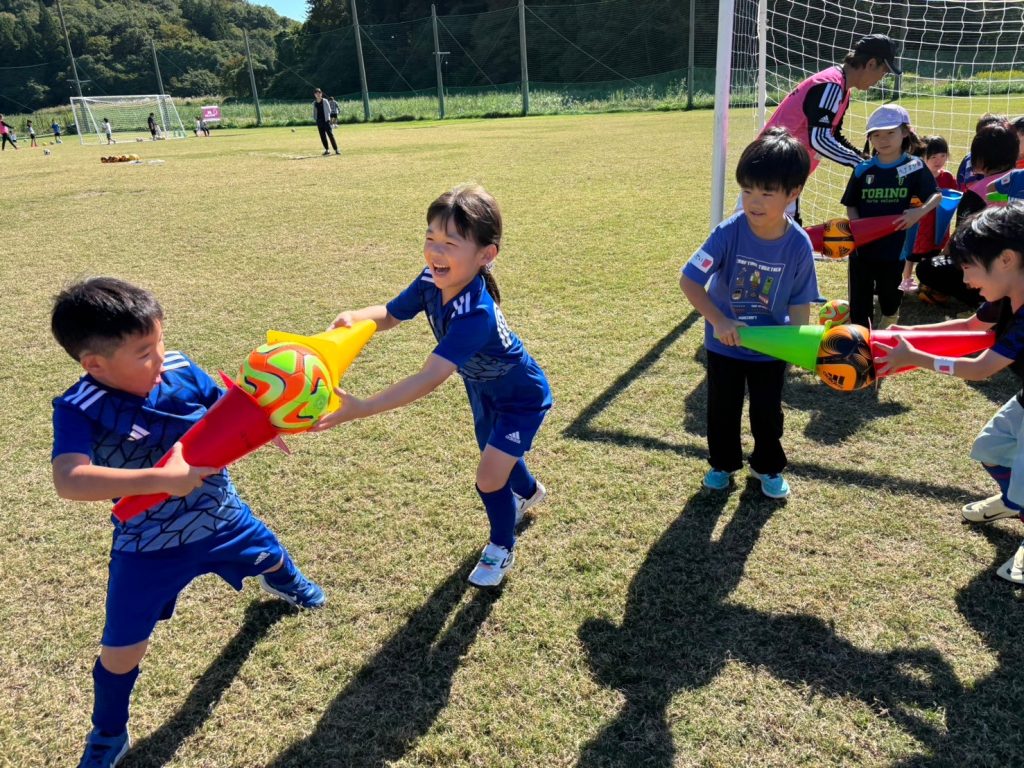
xmin=804 ymin=223 xmax=825 ymax=252
xmin=849 ymin=214 xmax=903 ymax=249
xmin=871 ymin=330 xmax=995 ymax=378
xmin=111 ymin=374 xmax=278 ymax=522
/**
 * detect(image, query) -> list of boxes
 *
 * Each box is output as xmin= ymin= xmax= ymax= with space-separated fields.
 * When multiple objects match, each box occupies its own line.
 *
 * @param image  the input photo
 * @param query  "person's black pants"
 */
xmin=848 ymin=255 xmax=903 ymax=326
xmin=317 ymin=123 xmax=337 ymax=152
xmin=916 ymin=253 xmax=982 ymax=308
xmin=706 ymin=349 xmax=787 ymax=475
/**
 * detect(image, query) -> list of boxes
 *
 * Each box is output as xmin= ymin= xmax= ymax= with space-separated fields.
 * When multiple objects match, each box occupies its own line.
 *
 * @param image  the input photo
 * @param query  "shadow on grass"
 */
xmin=576 ymin=487 xmax=959 ymax=767
xmin=565 ymin=314 xmax=984 ymax=504
xmin=127 ymin=599 xmax=297 ymax=767
xmin=266 ymin=554 xmax=497 ymax=767
xmin=895 ymin=523 xmax=1024 ymax=768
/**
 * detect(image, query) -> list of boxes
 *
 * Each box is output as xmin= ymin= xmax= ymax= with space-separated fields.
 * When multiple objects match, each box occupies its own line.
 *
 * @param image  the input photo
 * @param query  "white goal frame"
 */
xmin=70 ymin=95 xmax=188 ymax=145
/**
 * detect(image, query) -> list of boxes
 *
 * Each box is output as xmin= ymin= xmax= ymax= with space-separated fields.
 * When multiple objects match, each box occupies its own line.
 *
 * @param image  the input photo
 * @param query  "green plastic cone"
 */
xmin=735 ymin=324 xmax=825 ymax=372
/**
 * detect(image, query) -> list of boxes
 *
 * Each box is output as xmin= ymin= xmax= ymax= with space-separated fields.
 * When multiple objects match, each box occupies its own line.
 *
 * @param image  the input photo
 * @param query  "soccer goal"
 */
xmin=70 ymin=95 xmax=188 ymax=145
xmin=711 ymin=0 xmax=1024 ymax=228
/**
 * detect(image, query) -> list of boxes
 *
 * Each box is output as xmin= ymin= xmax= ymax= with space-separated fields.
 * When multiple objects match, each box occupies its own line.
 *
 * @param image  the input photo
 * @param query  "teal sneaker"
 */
xmin=702 ymin=469 xmax=733 ymax=491
xmin=749 ymin=469 xmax=790 ymax=499
xmin=78 ymin=728 xmax=130 ymax=767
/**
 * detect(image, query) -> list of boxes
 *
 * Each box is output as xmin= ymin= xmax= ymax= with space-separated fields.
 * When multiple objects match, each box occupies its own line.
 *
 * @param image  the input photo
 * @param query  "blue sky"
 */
xmin=254 ymin=0 xmax=307 ymax=22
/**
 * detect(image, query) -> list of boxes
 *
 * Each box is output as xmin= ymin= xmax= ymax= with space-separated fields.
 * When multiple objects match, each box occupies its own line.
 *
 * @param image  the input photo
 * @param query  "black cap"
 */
xmin=853 ymin=34 xmax=901 ymax=75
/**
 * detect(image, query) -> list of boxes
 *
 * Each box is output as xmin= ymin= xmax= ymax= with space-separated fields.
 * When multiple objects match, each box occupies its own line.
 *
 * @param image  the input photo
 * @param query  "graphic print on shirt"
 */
xmin=729 ymin=256 xmax=786 ymax=319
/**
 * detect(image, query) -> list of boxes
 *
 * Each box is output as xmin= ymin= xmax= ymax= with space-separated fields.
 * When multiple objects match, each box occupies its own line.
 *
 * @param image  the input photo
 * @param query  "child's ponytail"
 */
xmin=479 ymin=265 xmax=501 ymax=305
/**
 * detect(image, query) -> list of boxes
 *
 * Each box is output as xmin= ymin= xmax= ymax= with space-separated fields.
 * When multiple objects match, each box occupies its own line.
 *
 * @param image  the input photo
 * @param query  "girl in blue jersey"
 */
xmin=315 ymin=184 xmax=552 ymax=588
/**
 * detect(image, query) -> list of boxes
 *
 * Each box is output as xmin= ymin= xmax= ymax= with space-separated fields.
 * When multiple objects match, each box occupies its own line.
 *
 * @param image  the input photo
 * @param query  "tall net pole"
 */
xmin=54 ymin=0 xmax=84 ymax=101
xmin=243 ymin=28 xmax=263 ymax=127
xmin=432 ymin=4 xmax=446 ymax=119
xmin=710 ymin=0 xmax=737 ymax=228
xmin=351 ymin=0 xmax=371 ymax=121
xmin=519 ymin=0 xmax=530 ymax=116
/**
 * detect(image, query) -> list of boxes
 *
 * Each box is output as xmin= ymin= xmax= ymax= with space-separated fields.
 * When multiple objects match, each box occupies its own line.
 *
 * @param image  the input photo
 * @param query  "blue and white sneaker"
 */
xmin=702 ymin=469 xmax=733 ymax=491
xmin=468 ymin=542 xmax=515 ymax=589
xmin=749 ymin=469 xmax=790 ymax=499
xmin=77 ymin=728 xmax=130 ymax=768
xmin=515 ymin=481 xmax=547 ymax=527
xmin=258 ymin=569 xmax=326 ymax=609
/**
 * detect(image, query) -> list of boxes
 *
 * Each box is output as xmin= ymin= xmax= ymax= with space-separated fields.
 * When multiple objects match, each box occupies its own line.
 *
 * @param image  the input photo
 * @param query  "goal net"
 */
xmin=70 ymin=95 xmax=188 ymax=145
xmin=713 ymin=0 xmax=1024 ymax=228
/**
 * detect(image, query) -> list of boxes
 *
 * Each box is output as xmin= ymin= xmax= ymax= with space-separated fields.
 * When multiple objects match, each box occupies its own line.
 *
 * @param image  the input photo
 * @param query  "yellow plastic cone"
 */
xmin=266 ymin=320 xmax=377 ymax=412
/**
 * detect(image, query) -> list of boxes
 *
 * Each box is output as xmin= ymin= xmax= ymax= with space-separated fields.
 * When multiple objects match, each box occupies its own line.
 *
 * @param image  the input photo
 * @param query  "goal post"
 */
xmin=712 ymin=0 xmax=1024 ymax=230
xmin=70 ymin=95 xmax=188 ymax=145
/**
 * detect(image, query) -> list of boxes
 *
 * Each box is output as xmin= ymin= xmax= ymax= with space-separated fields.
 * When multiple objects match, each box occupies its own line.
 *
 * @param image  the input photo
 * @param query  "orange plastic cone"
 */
xmin=111 ymin=374 xmax=278 ymax=522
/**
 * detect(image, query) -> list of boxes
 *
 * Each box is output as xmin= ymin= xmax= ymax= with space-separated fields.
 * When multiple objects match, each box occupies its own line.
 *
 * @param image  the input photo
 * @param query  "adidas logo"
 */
xmin=505 ymin=431 xmax=521 ymax=444
xmin=254 ymin=551 xmax=272 ymax=566
xmin=819 ymin=115 xmax=831 ymax=124
xmin=127 ymin=424 xmax=150 ymax=442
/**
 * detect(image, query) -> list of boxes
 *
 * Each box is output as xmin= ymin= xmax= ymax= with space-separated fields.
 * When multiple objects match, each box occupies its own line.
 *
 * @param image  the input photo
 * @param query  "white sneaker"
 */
xmin=514 ymin=481 xmax=547 ymax=527
xmin=961 ymin=494 xmax=1021 ymax=524
xmin=996 ymin=541 xmax=1024 ymax=585
xmin=467 ymin=542 xmax=514 ymax=588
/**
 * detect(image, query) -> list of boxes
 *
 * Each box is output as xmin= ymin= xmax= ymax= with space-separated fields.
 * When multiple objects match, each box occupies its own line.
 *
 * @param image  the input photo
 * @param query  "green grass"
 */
xmin=2 ymin=112 xmax=1024 ymax=767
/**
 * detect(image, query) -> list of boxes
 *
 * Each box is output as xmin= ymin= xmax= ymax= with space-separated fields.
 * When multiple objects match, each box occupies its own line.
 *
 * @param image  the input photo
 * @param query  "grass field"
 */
xmin=2 ymin=112 xmax=1024 ymax=767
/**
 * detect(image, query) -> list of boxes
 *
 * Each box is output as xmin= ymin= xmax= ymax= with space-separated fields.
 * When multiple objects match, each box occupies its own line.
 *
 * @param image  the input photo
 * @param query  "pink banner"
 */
xmin=201 ymin=105 xmax=221 ymax=122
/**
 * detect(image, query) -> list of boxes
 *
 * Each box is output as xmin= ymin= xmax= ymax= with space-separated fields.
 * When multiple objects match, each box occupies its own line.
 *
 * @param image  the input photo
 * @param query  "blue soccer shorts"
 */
xmin=101 ymin=508 xmax=284 ymax=648
xmin=465 ymin=380 xmax=552 ymax=458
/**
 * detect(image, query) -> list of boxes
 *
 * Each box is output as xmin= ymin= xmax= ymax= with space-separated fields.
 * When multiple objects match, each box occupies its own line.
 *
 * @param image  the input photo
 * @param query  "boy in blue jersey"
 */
xmin=681 ymin=128 xmax=820 ymax=499
xmin=315 ymin=184 xmax=552 ymax=589
xmin=878 ymin=204 xmax=1024 ymax=584
xmin=50 ymin=277 xmax=324 ymax=768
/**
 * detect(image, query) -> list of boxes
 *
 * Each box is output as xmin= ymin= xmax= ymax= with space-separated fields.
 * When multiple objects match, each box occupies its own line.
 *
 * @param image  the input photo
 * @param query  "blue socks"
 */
xmin=983 ymin=464 xmax=1023 ymax=510
xmin=508 ymin=458 xmax=537 ymax=500
xmin=263 ymin=550 xmax=298 ymax=586
xmin=477 ymin=481 xmax=516 ymax=550
xmin=92 ymin=658 xmax=139 ymax=737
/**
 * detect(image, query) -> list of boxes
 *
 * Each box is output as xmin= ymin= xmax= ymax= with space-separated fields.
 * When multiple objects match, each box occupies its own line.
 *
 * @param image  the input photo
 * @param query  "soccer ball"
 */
xmin=822 ymin=218 xmax=855 ymax=260
xmin=817 ymin=299 xmax=851 ymax=326
xmin=43 ymin=149 xmax=51 ymax=156
xmin=816 ymin=324 xmax=875 ymax=391
xmin=238 ymin=343 xmax=332 ymax=431
xmin=291 ymin=128 xmax=296 ymax=132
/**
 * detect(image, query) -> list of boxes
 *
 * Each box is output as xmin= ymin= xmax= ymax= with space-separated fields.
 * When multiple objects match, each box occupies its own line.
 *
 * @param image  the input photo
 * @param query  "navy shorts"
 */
xmin=101 ymin=510 xmax=284 ymax=647
xmin=465 ymin=376 xmax=552 ymax=457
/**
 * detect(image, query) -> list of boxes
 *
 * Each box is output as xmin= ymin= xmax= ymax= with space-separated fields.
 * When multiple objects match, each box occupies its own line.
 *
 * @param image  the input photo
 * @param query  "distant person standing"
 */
xmin=0 ymin=115 xmax=17 ymax=151
xmin=52 ymin=119 xmax=63 ymax=143
xmin=103 ymin=117 xmax=115 ymax=145
xmin=328 ymin=96 xmax=339 ymax=126
xmin=28 ymin=120 xmax=37 ymax=147
xmin=147 ymin=112 xmax=157 ymax=140
xmin=313 ymin=88 xmax=339 ymax=156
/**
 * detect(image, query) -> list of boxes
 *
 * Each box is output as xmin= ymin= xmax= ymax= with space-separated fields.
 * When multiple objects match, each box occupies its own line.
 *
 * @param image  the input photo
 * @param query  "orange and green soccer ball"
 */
xmin=815 ymin=324 xmax=875 ymax=392
xmin=822 ymin=218 xmax=855 ymax=260
xmin=238 ymin=343 xmax=331 ymax=431
xmin=817 ymin=299 xmax=851 ymax=326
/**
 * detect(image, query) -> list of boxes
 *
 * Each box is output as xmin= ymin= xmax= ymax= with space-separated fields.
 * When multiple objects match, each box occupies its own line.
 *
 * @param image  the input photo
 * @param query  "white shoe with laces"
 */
xmin=468 ymin=542 xmax=515 ymax=589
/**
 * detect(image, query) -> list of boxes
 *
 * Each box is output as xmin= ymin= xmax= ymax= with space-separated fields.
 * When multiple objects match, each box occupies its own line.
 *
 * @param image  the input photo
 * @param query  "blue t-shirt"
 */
xmin=682 ymin=212 xmax=820 ymax=361
xmin=52 ymin=351 xmax=246 ymax=553
xmin=841 ymin=154 xmax=939 ymax=261
xmin=385 ymin=269 xmax=550 ymax=403
xmin=994 ymin=169 xmax=1024 ymax=200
